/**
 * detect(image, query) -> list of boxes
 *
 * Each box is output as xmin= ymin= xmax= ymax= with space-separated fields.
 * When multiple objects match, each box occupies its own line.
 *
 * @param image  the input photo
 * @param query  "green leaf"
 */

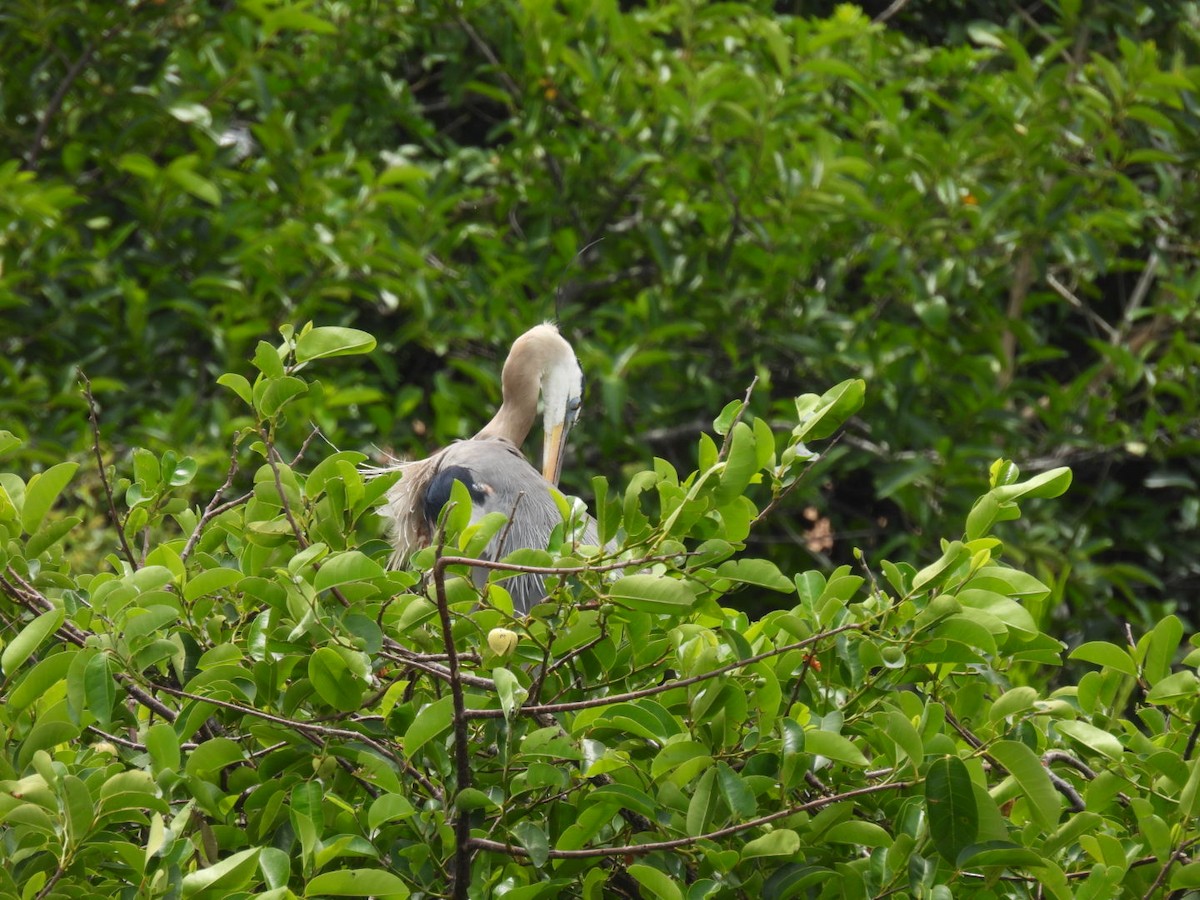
xmin=988 ymin=686 xmax=1038 ymax=723
xmin=368 ymin=794 xmax=416 ymax=831
xmin=492 ymin=667 xmax=527 ymax=721
xmin=512 ymin=820 xmax=550 ymax=869
xmin=1141 ymin=614 xmax=1184 ymax=685
xmin=314 ymin=551 xmax=385 ymax=592
xmin=1068 ymin=641 xmax=1137 ymax=676
xmin=84 ymin=652 xmax=115 ymax=728
xmin=309 ymin=647 xmax=364 ymax=712
xmin=992 ymin=467 xmax=1072 ymax=502
xmin=911 ymin=541 xmax=968 ymax=593
xmin=8 ymin=650 xmax=74 ymax=709
xmin=185 ymin=738 xmax=245 ymax=779
xmin=713 ymin=399 xmax=743 ymax=436
xmin=716 ymin=558 xmax=794 ymax=592
xmin=21 ymin=461 xmax=78 ymax=534
xmin=1055 ymin=721 xmax=1122 ymax=761
xmin=716 ymin=762 xmax=756 ymax=819
xmin=1145 ymin=670 xmax=1199 ymax=704
xmin=805 ymin=729 xmax=869 ymax=767
xmin=255 ymin=376 xmax=308 ymax=418
xmin=181 ymin=848 xmax=260 ymax=897
xmin=183 ymin=567 xmax=243 ymax=602
xmin=1 ymin=608 xmax=65 ymax=675
xmin=404 ymin=696 xmax=454 ymax=756
xmin=714 ymin=422 xmax=757 ymax=505
xmin=295 ymin=327 xmax=377 ymax=362
xmin=965 ymin=491 xmax=1001 ymax=541
xmin=145 ymin=722 xmax=180 ymax=774
xmin=686 ymin=768 xmax=718 ymax=836
xmin=166 ymin=160 xmax=221 ymax=206
xmin=253 ymin=341 xmax=286 ymax=378
xmin=990 ymin=740 xmax=1061 ymax=828
xmin=608 ymin=574 xmax=695 ymax=614
xmin=0 ymin=430 xmax=23 ymax=457
xmin=1179 ymin=754 xmax=1200 ymax=822
xmin=824 ymin=821 xmax=893 ymax=848
xmin=628 ymin=864 xmax=683 ymax=900
xmin=304 ymin=868 xmax=409 ymax=897
xmin=742 ymin=828 xmax=801 ymax=859
xmin=793 ymin=379 xmax=865 ymax=441
xmin=956 ymin=842 xmax=1048 ymax=869
xmin=926 ymin=756 xmax=979 ymax=863
xmin=61 ymin=774 xmax=94 ymax=845
xmin=116 ymin=153 xmax=159 ymax=179
xmin=873 ymin=709 xmax=923 ymax=772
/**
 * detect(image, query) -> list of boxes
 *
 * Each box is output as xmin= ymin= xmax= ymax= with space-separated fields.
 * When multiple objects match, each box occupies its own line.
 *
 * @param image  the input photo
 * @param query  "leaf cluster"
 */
xmin=2 ymin=0 xmax=1199 ymax=640
xmin=1 ymin=332 xmax=1198 ymax=898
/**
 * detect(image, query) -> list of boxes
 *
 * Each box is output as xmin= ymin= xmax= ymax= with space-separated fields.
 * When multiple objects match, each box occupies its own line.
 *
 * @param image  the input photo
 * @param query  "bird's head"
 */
xmin=536 ymin=327 xmax=584 ymax=486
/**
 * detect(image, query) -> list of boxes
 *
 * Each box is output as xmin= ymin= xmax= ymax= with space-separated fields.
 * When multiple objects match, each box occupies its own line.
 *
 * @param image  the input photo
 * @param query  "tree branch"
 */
xmin=717 ymin=377 xmax=759 ymax=462
xmin=181 ymin=435 xmax=247 ymax=562
xmin=468 ymin=778 xmax=914 ymax=859
xmin=432 ymin=525 xmax=474 ymax=900
xmin=463 ymin=621 xmax=867 ymax=719
xmin=80 ymin=369 xmax=139 ymax=569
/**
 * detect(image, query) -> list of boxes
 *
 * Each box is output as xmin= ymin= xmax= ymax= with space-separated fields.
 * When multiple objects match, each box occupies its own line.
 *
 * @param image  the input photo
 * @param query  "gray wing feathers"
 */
xmin=387 ymin=438 xmax=599 ymax=615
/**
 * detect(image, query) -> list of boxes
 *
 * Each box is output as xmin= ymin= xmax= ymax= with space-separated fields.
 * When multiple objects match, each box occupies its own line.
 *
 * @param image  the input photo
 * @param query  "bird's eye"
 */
xmin=568 ymin=396 xmax=582 ymax=412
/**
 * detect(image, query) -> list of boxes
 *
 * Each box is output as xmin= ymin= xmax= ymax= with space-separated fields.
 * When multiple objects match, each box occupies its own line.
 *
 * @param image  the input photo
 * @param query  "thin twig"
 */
xmin=872 ymin=0 xmax=913 ymax=25
xmin=291 ymin=425 xmax=323 ymax=466
xmin=1139 ymin=847 xmax=1187 ymax=900
xmin=80 ymin=369 xmax=138 ymax=569
xmin=494 ymin=491 xmax=526 ymax=559
xmin=149 ymin=684 xmax=406 ymax=770
xmin=260 ymin=428 xmax=308 ymax=550
xmin=750 ymin=437 xmax=833 ymax=529
xmin=436 ymin=548 xmax=703 ymax=579
xmin=33 ymin=865 xmax=67 ymax=900
xmin=181 ymin=436 xmax=246 ymax=562
xmin=717 ymin=377 xmax=759 ymax=462
xmin=1117 ymin=243 xmax=1163 ymax=344
xmin=463 ymin=621 xmax=867 ymax=719
xmin=26 ymin=30 xmax=112 ymax=170
xmin=468 ymin=779 xmax=914 ymax=860
xmin=1046 ymin=273 xmax=1120 ymax=342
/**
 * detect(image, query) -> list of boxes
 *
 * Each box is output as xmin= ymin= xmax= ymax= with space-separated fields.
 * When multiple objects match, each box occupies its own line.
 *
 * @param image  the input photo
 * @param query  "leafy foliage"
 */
xmin=1 ymin=332 xmax=1198 ymax=898
xmin=2 ymin=0 xmax=1198 ymax=642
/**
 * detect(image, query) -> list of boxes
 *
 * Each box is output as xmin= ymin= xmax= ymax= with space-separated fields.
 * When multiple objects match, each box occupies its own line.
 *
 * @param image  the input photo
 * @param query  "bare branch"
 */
xmin=181 ymin=435 xmax=247 ymax=562
xmin=26 ymin=30 xmax=112 ymax=171
xmin=1117 ymin=241 xmax=1163 ymax=344
xmin=80 ymin=369 xmax=139 ymax=569
xmin=873 ymin=0 xmax=913 ymax=25
xmin=1046 ymin=273 xmax=1120 ymax=342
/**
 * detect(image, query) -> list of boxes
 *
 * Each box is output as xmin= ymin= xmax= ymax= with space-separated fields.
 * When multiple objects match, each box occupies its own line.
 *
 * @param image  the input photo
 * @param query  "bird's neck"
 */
xmin=475 ymin=401 xmax=536 ymax=446
xmin=475 ymin=362 xmax=540 ymax=446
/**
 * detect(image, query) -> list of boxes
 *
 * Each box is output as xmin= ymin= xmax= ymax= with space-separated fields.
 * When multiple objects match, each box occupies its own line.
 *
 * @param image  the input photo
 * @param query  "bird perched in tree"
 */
xmin=380 ymin=323 xmax=597 ymax=614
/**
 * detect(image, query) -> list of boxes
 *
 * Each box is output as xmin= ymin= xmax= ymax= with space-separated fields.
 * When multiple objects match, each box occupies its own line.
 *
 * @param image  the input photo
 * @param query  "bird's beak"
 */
xmin=542 ymin=421 xmax=568 ymax=486
xmin=542 ymin=406 xmax=577 ymax=486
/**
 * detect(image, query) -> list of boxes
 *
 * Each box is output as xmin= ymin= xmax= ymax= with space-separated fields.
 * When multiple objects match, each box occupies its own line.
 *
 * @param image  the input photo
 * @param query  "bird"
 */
xmin=380 ymin=323 xmax=598 ymax=614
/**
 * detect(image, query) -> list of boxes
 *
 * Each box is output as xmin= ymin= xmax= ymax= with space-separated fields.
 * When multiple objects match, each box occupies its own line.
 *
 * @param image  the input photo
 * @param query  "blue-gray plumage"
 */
xmin=382 ymin=324 xmax=597 ymax=615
